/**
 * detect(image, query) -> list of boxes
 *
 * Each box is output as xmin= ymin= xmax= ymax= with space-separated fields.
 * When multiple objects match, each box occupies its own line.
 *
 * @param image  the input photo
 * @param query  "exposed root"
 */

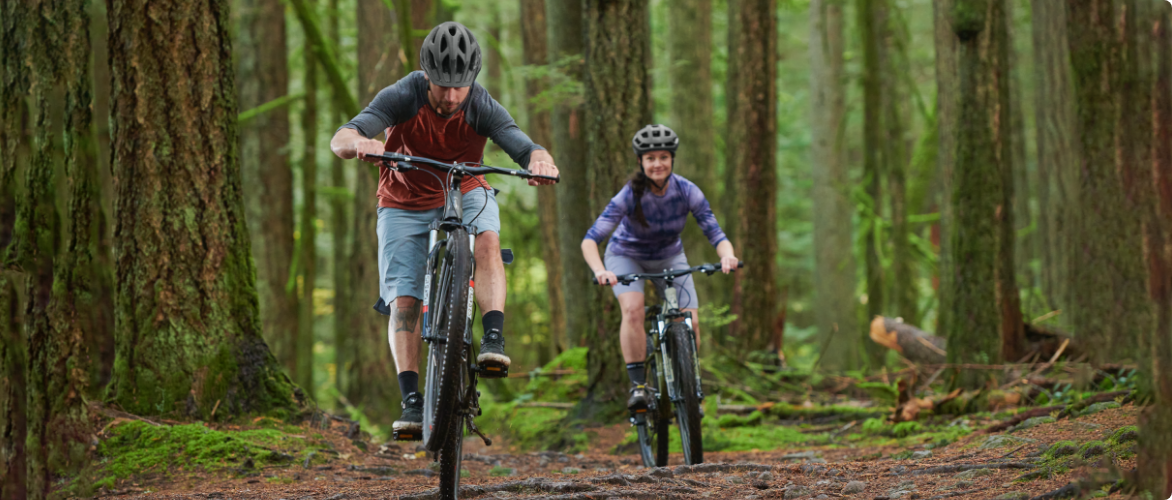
xmin=910 ymin=463 xmax=1034 ymax=475
xmin=398 ymin=477 xmax=598 ymax=500
xmin=925 ymin=487 xmax=990 ymax=499
xmin=673 ymin=463 xmax=774 ymax=474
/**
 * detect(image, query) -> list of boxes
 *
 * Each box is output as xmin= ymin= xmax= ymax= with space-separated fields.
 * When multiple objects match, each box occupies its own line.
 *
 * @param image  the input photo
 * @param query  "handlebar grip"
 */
xmin=738 ymin=262 xmax=746 ymax=268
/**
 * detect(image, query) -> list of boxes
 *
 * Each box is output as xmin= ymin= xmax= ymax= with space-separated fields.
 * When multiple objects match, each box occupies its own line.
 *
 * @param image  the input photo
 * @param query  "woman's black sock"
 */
xmin=626 ymin=362 xmax=646 ymax=386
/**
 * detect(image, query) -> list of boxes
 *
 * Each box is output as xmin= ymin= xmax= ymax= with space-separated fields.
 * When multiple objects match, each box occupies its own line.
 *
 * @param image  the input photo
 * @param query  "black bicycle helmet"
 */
xmin=631 ymin=124 xmax=680 ymax=157
xmin=419 ymin=21 xmax=482 ymax=87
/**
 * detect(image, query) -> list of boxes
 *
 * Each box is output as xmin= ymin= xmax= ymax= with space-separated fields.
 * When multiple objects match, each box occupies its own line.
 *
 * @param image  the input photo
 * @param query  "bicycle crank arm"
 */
xmin=466 ymin=415 xmax=493 ymax=447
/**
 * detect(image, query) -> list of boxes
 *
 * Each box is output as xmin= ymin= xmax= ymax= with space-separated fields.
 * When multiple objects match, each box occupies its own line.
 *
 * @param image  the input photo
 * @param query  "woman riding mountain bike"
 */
xmin=580 ymin=124 xmax=739 ymax=414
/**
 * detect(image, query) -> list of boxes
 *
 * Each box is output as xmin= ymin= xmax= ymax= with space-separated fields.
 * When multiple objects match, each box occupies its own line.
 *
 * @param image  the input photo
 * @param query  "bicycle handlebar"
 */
xmin=362 ymin=152 xmax=561 ymax=182
xmin=592 ymin=262 xmax=745 ymax=285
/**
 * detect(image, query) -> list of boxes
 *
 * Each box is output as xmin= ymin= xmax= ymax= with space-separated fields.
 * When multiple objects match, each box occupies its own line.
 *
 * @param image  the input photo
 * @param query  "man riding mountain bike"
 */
xmin=580 ymin=124 xmax=738 ymax=414
xmin=330 ymin=21 xmax=559 ymax=436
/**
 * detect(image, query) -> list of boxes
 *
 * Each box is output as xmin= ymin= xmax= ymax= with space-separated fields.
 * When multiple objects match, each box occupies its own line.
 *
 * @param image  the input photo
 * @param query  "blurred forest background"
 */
xmin=6 ymin=0 xmax=1172 ymax=496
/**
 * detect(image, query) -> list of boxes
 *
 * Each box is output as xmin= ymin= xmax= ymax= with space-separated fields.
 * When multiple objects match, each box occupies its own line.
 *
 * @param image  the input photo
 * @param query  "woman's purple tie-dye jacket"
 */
xmin=584 ymin=174 xmax=728 ymax=260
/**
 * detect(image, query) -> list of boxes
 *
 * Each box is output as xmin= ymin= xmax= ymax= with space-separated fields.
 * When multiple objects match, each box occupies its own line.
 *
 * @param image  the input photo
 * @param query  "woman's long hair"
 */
xmin=628 ymin=154 xmax=672 ymax=227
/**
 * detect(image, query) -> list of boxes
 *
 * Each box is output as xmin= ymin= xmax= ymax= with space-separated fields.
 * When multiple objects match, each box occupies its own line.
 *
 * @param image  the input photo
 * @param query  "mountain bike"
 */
xmin=365 ymin=151 xmax=557 ymax=499
xmin=595 ymin=262 xmax=743 ymax=467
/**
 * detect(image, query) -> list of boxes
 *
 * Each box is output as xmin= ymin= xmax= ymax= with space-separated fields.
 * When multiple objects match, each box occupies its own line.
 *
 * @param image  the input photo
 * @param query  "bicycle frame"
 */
xmin=649 ymin=276 xmax=702 ymax=404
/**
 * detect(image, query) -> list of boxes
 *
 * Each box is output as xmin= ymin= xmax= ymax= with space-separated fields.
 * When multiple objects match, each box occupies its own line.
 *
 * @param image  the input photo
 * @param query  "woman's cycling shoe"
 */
xmin=477 ymin=329 xmax=511 ymax=378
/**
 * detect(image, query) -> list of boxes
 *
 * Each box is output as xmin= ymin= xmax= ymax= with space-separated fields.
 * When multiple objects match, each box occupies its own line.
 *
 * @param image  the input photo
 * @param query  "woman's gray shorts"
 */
xmin=374 ymin=188 xmax=500 ymax=315
xmin=603 ymin=249 xmax=699 ymax=309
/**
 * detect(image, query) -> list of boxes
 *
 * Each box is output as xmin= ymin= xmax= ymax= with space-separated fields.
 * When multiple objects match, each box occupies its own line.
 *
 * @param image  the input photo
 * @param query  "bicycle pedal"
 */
xmin=393 ymin=429 xmax=423 ymax=442
xmin=477 ymin=363 xmax=509 ymax=378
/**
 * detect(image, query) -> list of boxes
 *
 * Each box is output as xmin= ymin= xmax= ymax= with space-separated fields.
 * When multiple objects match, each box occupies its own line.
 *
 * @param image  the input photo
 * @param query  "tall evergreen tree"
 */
xmin=344 ymin=0 xmax=403 ymax=427
xmin=296 ymin=0 xmax=320 ymax=400
xmin=1067 ymin=0 xmax=1152 ymax=363
xmin=809 ymin=0 xmax=857 ymax=370
xmin=1030 ymin=0 xmax=1077 ymax=326
xmin=237 ymin=0 xmax=299 ymax=376
xmin=933 ymin=0 xmax=957 ymax=338
xmin=858 ymin=0 xmax=886 ymax=367
xmin=549 ymin=0 xmax=590 ymax=349
xmin=580 ymin=0 xmax=652 ymax=417
xmin=106 ymin=0 xmax=304 ymax=418
xmin=725 ymin=0 xmax=777 ymax=352
xmin=520 ymin=0 xmax=568 ymax=357
xmin=947 ymin=0 xmax=1018 ymax=388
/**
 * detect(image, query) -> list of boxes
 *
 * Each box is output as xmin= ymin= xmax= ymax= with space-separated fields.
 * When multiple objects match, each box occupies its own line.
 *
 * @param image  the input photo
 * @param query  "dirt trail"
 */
xmin=100 ymin=405 xmax=1138 ymax=500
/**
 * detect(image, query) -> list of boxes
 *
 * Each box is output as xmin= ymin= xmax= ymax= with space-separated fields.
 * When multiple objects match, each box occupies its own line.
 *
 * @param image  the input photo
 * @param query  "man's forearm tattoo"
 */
xmin=394 ymin=303 xmax=421 ymax=334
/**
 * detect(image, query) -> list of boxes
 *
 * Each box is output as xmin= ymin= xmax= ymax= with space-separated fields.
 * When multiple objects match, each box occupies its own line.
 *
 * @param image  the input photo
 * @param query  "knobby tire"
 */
xmin=423 ymin=228 xmax=473 ymax=499
xmin=668 ymin=322 xmax=703 ymax=465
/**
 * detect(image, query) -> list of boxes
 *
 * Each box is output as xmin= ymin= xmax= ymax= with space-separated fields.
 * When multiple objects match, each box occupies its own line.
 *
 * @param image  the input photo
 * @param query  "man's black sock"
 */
xmin=626 ymin=362 xmax=646 ymax=386
xmin=483 ymin=310 xmax=505 ymax=335
xmin=398 ymin=371 xmax=419 ymax=400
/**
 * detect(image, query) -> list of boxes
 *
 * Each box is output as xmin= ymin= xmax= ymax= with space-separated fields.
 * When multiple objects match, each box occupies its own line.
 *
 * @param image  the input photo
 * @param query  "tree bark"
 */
xmin=669 ymin=0 xmax=720 ymax=297
xmin=725 ymin=0 xmax=777 ymax=352
xmin=520 ymin=0 xmax=567 ymax=358
xmin=344 ymin=0 xmax=402 ymax=428
xmin=879 ymin=0 xmax=915 ymax=329
xmin=106 ymin=0 xmax=304 ymax=419
xmin=548 ymin=0 xmax=590 ymax=349
xmin=580 ymin=0 xmax=652 ymax=418
xmin=328 ymin=0 xmax=350 ymax=414
xmin=933 ymin=0 xmax=958 ymax=338
xmin=947 ymin=0 xmax=1013 ymax=389
xmin=237 ymin=0 xmax=299 ymax=377
xmin=1030 ymin=0 xmax=1077 ymax=327
xmin=85 ymin=0 xmax=116 ymax=392
xmin=859 ymin=0 xmax=887 ymax=368
xmin=1067 ymin=0 xmax=1152 ymax=364
xmin=809 ymin=0 xmax=857 ymax=370
xmin=297 ymin=0 xmax=319 ymax=399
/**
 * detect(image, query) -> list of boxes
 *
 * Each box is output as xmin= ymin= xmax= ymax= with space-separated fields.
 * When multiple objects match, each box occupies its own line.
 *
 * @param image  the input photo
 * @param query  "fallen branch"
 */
xmin=910 ymin=463 xmax=1034 ymax=475
xmin=869 ymin=316 xmax=947 ymax=365
xmin=518 ymin=402 xmax=575 ymax=409
xmin=398 ymin=477 xmax=598 ymax=500
xmin=981 ymin=405 xmax=1064 ymax=434
xmin=673 ymin=463 xmax=774 ymax=474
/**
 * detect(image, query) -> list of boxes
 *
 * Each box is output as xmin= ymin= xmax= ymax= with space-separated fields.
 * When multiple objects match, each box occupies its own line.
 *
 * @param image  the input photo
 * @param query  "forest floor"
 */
xmin=86 ymin=400 xmax=1138 ymax=500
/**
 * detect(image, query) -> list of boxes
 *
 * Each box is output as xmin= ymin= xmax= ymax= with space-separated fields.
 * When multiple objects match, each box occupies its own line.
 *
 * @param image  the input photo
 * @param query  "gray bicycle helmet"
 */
xmin=420 ymin=21 xmax=482 ymax=87
xmin=631 ymin=124 xmax=680 ymax=157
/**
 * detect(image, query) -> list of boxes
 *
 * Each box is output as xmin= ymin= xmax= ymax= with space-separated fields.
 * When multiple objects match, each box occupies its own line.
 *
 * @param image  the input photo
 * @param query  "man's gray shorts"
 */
xmin=374 ymin=188 xmax=501 ymax=315
xmin=603 ymin=249 xmax=699 ymax=309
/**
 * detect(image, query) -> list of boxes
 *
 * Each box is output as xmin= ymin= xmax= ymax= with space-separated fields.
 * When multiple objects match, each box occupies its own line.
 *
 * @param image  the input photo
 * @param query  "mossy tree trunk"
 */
xmin=858 ymin=0 xmax=886 ymax=368
xmin=296 ymin=0 xmax=320 ymax=401
xmin=580 ymin=0 xmax=652 ymax=418
xmin=330 ymin=0 xmax=351 ymax=414
xmin=1067 ymin=0 xmax=1152 ymax=364
xmin=878 ymin=0 xmax=915 ymax=329
xmin=1140 ymin=4 xmax=1172 ymax=496
xmin=946 ymin=0 xmax=1017 ymax=389
xmin=932 ymin=0 xmax=957 ymax=337
xmin=0 ymin=273 xmax=25 ymax=500
xmin=549 ymin=0 xmax=590 ymax=349
xmin=725 ymin=0 xmax=777 ymax=353
xmin=669 ymin=0 xmax=721 ymax=315
xmin=1030 ymin=0 xmax=1077 ymax=328
xmin=106 ymin=0 xmax=305 ymax=419
xmin=343 ymin=0 xmax=401 ymax=427
xmin=520 ymin=0 xmax=567 ymax=358
xmin=809 ymin=0 xmax=857 ymax=370
xmin=237 ymin=0 xmax=300 ymax=377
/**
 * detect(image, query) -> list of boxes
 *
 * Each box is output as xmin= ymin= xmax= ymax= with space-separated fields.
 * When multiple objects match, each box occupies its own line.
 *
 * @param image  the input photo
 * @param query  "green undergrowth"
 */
xmin=1019 ymin=425 xmax=1138 ymax=482
xmin=75 ymin=420 xmax=331 ymax=495
xmin=480 ymin=348 xmax=592 ymax=452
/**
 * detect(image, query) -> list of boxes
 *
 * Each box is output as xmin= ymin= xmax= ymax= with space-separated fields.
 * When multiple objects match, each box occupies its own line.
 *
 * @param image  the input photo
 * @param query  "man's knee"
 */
xmin=392 ymin=296 xmax=421 ymax=333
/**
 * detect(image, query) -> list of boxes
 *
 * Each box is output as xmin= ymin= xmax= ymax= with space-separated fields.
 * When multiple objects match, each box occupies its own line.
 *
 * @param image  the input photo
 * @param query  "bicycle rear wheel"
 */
xmin=668 ymin=323 xmax=703 ymax=465
xmin=423 ymin=227 xmax=474 ymax=454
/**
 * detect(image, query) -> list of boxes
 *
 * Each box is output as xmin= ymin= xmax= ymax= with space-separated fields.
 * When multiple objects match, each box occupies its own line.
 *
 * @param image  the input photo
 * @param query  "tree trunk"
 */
xmin=859 ymin=0 xmax=887 ymax=368
xmin=809 ymin=0 xmax=857 ymax=370
xmin=549 ymin=0 xmax=590 ymax=349
xmin=669 ymin=0 xmax=720 ymax=303
xmin=877 ymin=0 xmax=915 ymax=329
xmin=297 ymin=0 xmax=319 ymax=400
xmin=995 ymin=2 xmax=1025 ymax=365
xmin=1030 ymin=0 xmax=1077 ymax=328
xmin=725 ymin=0 xmax=777 ymax=353
xmin=520 ymin=0 xmax=567 ymax=358
xmin=237 ymin=0 xmax=299 ymax=377
xmin=580 ymin=0 xmax=652 ymax=418
xmin=946 ymin=0 xmax=1011 ymax=389
xmin=344 ymin=0 xmax=402 ymax=428
xmin=328 ymin=0 xmax=350 ymax=413
xmin=85 ymin=0 xmax=116 ymax=392
xmin=106 ymin=0 xmax=304 ymax=419
xmin=933 ymin=0 xmax=958 ymax=338
xmin=1067 ymin=0 xmax=1152 ymax=363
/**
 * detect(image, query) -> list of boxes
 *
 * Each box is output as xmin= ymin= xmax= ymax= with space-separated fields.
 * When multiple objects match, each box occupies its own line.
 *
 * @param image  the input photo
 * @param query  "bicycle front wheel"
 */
xmin=668 ymin=323 xmax=703 ymax=465
xmin=423 ymin=227 xmax=474 ymax=455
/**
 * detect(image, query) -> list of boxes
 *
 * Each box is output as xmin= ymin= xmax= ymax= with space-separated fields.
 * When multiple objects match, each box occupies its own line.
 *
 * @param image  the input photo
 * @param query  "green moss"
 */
xmin=1045 ymin=440 xmax=1079 ymax=459
xmin=716 ymin=411 xmax=764 ymax=428
xmin=85 ymin=421 xmax=322 ymax=488
xmin=489 ymin=466 xmax=515 ymax=477
xmin=892 ymin=421 xmax=923 ymax=438
xmin=1078 ymin=440 xmax=1107 ymax=459
xmin=1109 ymin=425 xmax=1138 ymax=444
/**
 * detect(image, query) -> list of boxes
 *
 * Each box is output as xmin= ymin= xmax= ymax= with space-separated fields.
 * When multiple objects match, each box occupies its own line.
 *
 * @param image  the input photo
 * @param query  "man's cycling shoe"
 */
xmin=477 ymin=329 xmax=511 ymax=378
xmin=627 ymin=385 xmax=650 ymax=414
xmin=393 ymin=392 xmax=424 ymax=441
